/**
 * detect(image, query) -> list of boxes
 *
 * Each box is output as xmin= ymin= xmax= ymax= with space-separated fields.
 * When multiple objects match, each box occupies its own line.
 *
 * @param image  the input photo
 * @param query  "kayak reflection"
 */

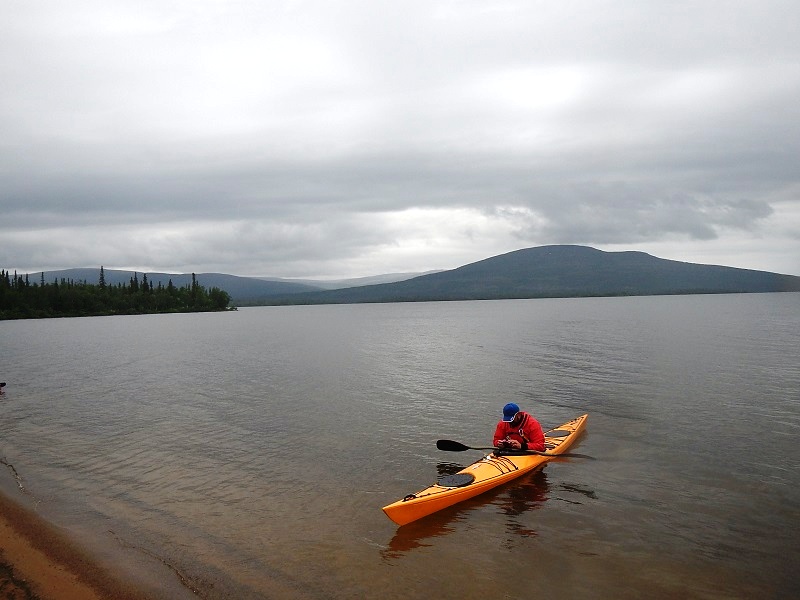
xmin=494 ymin=469 xmax=549 ymax=540
xmin=381 ymin=464 xmax=551 ymax=560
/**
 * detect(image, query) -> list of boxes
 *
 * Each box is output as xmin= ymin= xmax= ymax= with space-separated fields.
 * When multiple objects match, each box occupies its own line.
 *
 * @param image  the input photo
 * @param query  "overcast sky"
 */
xmin=3 ymin=0 xmax=799 ymax=279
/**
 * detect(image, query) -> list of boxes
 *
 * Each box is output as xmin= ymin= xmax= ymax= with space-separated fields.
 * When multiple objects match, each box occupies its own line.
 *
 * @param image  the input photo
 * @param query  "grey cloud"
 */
xmin=504 ymin=185 xmax=775 ymax=246
xmin=2 ymin=1 xmax=799 ymax=276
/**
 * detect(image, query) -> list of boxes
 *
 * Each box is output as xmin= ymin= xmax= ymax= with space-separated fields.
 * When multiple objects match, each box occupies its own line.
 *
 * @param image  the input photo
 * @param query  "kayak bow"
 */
xmin=382 ymin=414 xmax=588 ymax=526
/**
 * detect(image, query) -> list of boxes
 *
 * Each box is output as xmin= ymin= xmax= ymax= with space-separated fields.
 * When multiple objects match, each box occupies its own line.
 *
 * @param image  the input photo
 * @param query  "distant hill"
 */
xmin=29 ymin=268 xmax=435 ymax=303
xmin=255 ymin=245 xmax=800 ymax=305
xmin=259 ymin=271 xmax=441 ymax=290
xmin=32 ymin=268 xmax=323 ymax=304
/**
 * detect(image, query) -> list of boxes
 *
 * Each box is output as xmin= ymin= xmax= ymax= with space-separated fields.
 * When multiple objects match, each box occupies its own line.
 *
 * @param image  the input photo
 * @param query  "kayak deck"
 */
xmin=382 ymin=414 xmax=588 ymax=526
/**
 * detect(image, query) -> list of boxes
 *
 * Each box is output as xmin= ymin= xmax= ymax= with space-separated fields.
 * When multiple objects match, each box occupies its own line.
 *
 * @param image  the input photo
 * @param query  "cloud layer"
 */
xmin=3 ymin=1 xmax=799 ymax=277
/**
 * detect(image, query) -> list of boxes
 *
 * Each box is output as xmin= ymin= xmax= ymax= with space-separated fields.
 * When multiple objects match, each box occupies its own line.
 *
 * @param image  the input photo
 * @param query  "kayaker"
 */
xmin=493 ymin=403 xmax=545 ymax=452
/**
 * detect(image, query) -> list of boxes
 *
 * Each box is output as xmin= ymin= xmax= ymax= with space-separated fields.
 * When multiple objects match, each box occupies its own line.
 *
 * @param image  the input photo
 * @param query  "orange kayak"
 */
xmin=382 ymin=414 xmax=588 ymax=526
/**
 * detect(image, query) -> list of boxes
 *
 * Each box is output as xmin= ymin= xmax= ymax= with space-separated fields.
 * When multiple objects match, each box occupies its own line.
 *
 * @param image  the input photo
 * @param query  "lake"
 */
xmin=1 ymin=293 xmax=798 ymax=599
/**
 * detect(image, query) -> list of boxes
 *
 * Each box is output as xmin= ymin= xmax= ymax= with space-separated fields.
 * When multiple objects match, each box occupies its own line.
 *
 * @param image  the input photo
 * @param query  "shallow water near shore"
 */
xmin=1 ymin=294 xmax=799 ymax=599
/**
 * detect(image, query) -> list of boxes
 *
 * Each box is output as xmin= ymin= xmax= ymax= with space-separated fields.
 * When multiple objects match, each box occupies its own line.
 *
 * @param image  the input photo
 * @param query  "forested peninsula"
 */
xmin=0 ymin=267 xmax=234 ymax=320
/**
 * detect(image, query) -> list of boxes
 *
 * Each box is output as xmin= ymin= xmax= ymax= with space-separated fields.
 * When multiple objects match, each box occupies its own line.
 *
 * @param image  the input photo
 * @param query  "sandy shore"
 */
xmin=0 ymin=490 xmax=156 ymax=600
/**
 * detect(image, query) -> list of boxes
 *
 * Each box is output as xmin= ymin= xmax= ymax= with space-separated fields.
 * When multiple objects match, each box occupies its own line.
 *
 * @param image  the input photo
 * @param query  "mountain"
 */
xmin=32 ymin=268 xmax=323 ymax=303
xmin=26 ymin=246 xmax=800 ymax=306
xmin=255 ymin=245 xmax=800 ymax=305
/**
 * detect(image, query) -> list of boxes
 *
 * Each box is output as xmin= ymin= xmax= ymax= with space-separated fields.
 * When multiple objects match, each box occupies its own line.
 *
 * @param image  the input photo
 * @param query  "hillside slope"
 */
xmin=259 ymin=245 xmax=800 ymax=304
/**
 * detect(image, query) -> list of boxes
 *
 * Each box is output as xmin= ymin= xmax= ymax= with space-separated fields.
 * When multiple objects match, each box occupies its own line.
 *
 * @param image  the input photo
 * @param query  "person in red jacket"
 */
xmin=493 ymin=403 xmax=545 ymax=452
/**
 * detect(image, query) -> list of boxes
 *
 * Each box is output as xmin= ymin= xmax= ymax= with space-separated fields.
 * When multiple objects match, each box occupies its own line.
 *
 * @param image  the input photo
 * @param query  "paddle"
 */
xmin=436 ymin=439 xmax=593 ymax=459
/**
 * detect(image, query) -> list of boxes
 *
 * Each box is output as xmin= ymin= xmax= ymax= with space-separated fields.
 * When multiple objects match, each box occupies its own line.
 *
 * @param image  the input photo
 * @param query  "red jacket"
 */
xmin=493 ymin=411 xmax=545 ymax=452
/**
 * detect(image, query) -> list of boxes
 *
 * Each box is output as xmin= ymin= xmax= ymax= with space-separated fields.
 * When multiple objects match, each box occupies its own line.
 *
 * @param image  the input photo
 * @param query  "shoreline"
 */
xmin=0 ymin=489 xmax=165 ymax=600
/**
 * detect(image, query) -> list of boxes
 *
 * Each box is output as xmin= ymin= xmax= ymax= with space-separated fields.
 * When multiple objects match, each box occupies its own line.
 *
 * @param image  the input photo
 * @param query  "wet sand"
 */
xmin=0 ymin=490 xmax=154 ymax=600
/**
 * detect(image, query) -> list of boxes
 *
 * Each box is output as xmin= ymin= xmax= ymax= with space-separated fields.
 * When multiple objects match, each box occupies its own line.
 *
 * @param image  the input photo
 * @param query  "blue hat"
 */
xmin=502 ymin=403 xmax=520 ymax=422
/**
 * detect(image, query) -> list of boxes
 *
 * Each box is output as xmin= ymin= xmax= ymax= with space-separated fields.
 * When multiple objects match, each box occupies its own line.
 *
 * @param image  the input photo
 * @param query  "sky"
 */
xmin=2 ymin=0 xmax=799 ymax=279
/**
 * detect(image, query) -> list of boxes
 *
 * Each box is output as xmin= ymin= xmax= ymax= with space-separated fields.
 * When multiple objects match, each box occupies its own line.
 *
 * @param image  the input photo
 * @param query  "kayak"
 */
xmin=382 ymin=414 xmax=588 ymax=526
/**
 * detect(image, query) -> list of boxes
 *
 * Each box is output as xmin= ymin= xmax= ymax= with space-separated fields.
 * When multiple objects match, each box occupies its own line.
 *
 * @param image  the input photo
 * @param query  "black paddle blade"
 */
xmin=436 ymin=440 xmax=498 ymax=452
xmin=436 ymin=439 xmax=471 ymax=452
xmin=556 ymin=452 xmax=595 ymax=460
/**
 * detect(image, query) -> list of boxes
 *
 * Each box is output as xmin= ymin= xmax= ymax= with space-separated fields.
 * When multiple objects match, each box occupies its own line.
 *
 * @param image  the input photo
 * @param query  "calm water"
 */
xmin=1 ymin=294 xmax=798 ymax=599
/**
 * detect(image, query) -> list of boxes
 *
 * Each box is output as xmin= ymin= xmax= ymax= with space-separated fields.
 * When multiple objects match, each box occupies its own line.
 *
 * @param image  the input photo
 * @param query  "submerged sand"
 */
xmin=0 ymin=490 xmax=154 ymax=600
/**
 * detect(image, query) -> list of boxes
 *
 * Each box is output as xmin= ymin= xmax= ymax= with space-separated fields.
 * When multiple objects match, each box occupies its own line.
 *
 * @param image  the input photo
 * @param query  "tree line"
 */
xmin=0 ymin=267 xmax=234 ymax=320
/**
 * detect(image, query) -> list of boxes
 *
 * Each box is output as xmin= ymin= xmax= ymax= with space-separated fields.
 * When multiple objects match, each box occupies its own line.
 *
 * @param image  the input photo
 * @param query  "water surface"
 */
xmin=1 ymin=294 xmax=798 ymax=598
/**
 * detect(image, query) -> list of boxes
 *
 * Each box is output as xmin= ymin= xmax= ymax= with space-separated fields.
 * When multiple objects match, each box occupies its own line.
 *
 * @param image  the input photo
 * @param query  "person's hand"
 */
xmin=507 ymin=439 xmax=522 ymax=450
